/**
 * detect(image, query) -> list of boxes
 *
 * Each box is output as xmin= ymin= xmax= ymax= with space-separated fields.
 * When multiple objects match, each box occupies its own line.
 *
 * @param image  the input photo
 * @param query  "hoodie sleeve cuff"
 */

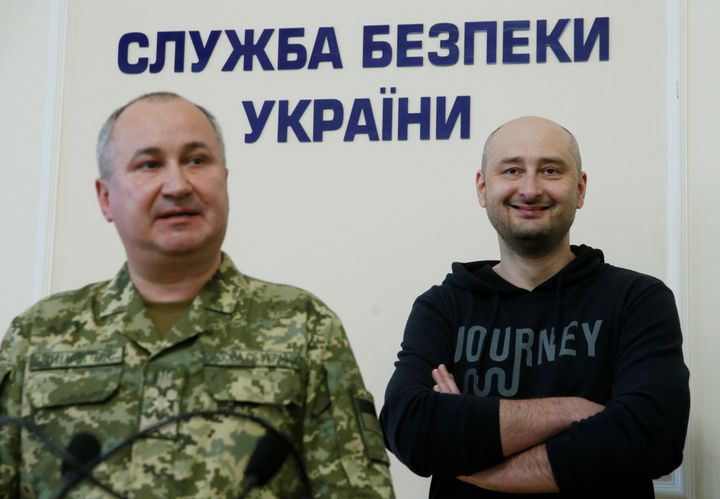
xmin=460 ymin=395 xmax=504 ymax=472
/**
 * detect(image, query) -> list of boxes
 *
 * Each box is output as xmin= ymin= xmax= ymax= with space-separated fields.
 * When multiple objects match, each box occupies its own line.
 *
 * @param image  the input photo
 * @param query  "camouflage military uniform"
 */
xmin=0 ymin=255 xmax=394 ymax=498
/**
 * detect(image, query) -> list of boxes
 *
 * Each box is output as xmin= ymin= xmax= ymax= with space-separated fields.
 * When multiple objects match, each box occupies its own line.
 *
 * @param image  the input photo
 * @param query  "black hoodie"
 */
xmin=380 ymin=245 xmax=689 ymax=498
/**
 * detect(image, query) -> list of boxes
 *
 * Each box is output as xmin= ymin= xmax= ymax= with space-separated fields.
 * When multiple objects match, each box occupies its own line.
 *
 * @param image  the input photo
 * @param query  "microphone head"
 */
xmin=61 ymin=432 xmax=102 ymax=481
xmin=244 ymin=430 xmax=290 ymax=487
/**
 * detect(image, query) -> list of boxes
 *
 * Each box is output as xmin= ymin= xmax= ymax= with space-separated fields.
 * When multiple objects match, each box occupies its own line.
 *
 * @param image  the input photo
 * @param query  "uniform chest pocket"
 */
xmin=203 ymin=349 xmax=302 ymax=406
xmin=26 ymin=347 xmax=124 ymax=409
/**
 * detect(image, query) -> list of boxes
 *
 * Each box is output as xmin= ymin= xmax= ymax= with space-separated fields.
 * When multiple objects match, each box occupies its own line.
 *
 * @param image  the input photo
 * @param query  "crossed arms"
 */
xmin=431 ymin=364 xmax=603 ymax=493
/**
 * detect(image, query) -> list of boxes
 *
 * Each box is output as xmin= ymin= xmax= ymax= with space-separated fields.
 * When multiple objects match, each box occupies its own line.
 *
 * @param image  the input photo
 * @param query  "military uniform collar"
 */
xmin=95 ymin=252 xmax=246 ymax=320
xmin=93 ymin=253 xmax=248 ymax=356
xmin=195 ymin=253 xmax=248 ymax=315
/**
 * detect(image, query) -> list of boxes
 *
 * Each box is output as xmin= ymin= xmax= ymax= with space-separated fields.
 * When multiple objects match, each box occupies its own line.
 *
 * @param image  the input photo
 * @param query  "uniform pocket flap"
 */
xmin=204 ymin=349 xmax=301 ymax=405
xmin=204 ymin=349 xmax=301 ymax=370
xmin=29 ymin=347 xmax=123 ymax=370
xmin=26 ymin=348 xmax=124 ymax=409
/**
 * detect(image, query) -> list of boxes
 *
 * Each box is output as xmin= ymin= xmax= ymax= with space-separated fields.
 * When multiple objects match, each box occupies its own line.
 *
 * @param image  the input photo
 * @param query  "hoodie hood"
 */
xmin=445 ymin=244 xmax=605 ymax=294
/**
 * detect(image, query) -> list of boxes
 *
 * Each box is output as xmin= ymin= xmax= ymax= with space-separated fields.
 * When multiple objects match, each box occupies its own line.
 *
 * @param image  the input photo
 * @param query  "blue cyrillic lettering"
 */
xmin=344 ymin=98 xmax=379 ymax=141
xmin=308 ymin=27 xmax=343 ymax=69
xmin=278 ymin=100 xmax=311 ymax=142
xmin=397 ymin=24 xmax=424 ymax=67
xmin=428 ymin=23 xmax=459 ymax=66
xmin=223 ymin=29 xmax=275 ymax=71
xmin=536 ymin=19 xmax=571 ymax=63
xmin=243 ymin=100 xmax=276 ymax=143
xmin=278 ymin=28 xmax=307 ymax=70
xmin=149 ymin=31 xmax=185 ymax=73
xmin=242 ymin=93 xmax=472 ymax=144
xmin=502 ymin=21 xmax=530 ymax=64
xmin=120 ymin=18 xmax=609 ymax=76
xmin=398 ymin=97 xmax=431 ymax=140
xmin=436 ymin=96 xmax=471 ymax=139
xmin=189 ymin=30 xmax=221 ymax=72
xmin=464 ymin=22 xmax=497 ymax=64
xmin=381 ymin=87 xmax=395 ymax=141
xmin=118 ymin=32 xmax=149 ymax=74
xmin=363 ymin=25 xmax=392 ymax=68
xmin=312 ymin=99 xmax=344 ymax=141
xmin=574 ymin=17 xmax=610 ymax=62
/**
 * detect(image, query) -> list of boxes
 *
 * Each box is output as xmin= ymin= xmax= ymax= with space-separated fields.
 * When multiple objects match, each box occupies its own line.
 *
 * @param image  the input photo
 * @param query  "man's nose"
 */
xmin=161 ymin=163 xmax=192 ymax=197
xmin=518 ymin=174 xmax=542 ymax=199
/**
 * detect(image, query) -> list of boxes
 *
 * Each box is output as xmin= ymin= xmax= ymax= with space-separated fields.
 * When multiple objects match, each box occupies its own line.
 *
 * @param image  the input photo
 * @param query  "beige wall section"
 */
xmin=0 ymin=2 xmax=52 ymax=323
xmin=687 ymin=1 xmax=720 ymax=498
xmin=1 ymin=2 xmax=718 ymax=498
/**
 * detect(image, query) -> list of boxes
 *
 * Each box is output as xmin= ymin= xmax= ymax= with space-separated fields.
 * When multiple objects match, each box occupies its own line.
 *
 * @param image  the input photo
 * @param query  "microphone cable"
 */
xmin=56 ymin=409 xmax=312 ymax=499
xmin=0 ymin=416 xmax=124 ymax=498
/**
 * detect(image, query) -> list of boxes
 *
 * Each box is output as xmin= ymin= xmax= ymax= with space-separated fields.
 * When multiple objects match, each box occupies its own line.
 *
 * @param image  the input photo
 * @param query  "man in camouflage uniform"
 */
xmin=0 ymin=92 xmax=394 ymax=498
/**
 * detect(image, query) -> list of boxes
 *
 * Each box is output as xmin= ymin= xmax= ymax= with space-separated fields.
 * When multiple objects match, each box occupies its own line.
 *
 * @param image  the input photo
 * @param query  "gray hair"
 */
xmin=480 ymin=119 xmax=582 ymax=174
xmin=96 ymin=91 xmax=226 ymax=179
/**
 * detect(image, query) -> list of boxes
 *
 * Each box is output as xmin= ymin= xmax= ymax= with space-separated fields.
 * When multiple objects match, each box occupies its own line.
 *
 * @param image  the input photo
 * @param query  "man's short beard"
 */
xmin=491 ymin=211 xmax=576 ymax=258
xmin=499 ymin=228 xmax=571 ymax=258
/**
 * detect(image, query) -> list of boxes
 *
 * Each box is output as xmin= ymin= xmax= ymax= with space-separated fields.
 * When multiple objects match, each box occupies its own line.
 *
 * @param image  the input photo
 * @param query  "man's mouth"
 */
xmin=510 ymin=204 xmax=551 ymax=216
xmin=157 ymin=209 xmax=200 ymax=219
xmin=511 ymin=204 xmax=549 ymax=211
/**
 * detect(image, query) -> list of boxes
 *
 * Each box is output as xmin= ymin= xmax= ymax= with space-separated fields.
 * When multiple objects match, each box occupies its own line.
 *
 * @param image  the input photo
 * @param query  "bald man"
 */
xmin=380 ymin=117 xmax=689 ymax=498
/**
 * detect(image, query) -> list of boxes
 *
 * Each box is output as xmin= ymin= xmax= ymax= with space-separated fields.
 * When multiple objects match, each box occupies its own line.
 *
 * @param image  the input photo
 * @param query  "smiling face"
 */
xmin=96 ymin=97 xmax=229 ymax=266
xmin=477 ymin=116 xmax=587 ymax=257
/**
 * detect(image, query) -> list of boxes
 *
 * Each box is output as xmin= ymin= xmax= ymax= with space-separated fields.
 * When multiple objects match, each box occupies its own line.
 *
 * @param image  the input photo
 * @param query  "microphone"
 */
xmin=237 ymin=430 xmax=291 ymax=498
xmin=0 ymin=416 xmax=123 ymax=499
xmin=58 ymin=432 xmax=104 ymax=498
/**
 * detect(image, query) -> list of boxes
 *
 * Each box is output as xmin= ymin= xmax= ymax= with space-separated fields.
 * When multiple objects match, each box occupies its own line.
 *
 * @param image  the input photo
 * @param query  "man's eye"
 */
xmin=504 ymin=168 xmax=520 ymax=175
xmin=187 ymin=156 xmax=206 ymax=165
xmin=544 ymin=167 xmax=560 ymax=175
xmin=139 ymin=161 xmax=160 ymax=170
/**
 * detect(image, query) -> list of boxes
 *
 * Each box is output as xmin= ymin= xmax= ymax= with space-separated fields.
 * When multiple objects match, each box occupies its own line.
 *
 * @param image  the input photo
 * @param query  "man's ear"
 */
xmin=95 ymin=178 xmax=113 ymax=222
xmin=576 ymin=171 xmax=588 ymax=209
xmin=476 ymin=169 xmax=487 ymax=208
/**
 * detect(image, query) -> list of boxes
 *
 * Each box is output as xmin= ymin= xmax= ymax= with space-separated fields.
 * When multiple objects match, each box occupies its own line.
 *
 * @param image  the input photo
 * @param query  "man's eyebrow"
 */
xmin=181 ymin=141 xmax=213 ymax=153
xmin=498 ymin=157 xmax=523 ymax=165
xmin=537 ymin=156 xmax=570 ymax=167
xmin=129 ymin=147 xmax=163 ymax=161
xmin=497 ymin=156 xmax=570 ymax=166
xmin=129 ymin=143 xmax=213 ymax=160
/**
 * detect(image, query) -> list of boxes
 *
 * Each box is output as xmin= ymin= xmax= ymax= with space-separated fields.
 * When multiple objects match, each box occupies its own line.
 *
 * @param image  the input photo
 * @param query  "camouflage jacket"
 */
xmin=0 ymin=255 xmax=394 ymax=498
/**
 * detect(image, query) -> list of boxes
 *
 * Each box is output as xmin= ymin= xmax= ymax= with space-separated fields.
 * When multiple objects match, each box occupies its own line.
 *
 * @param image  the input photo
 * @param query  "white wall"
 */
xmin=0 ymin=1 xmax=52 ymax=324
xmin=1 ymin=1 xmax=716 ymax=498
xmin=686 ymin=1 xmax=720 ymax=497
